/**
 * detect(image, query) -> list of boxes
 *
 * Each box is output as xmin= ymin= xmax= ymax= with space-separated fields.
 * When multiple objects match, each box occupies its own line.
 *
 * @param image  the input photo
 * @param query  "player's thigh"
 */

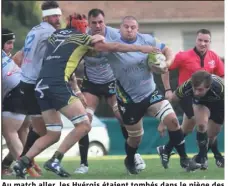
xmin=193 ymin=104 xmax=210 ymax=125
xmin=2 ymin=113 xmax=25 ymax=134
xmin=207 ymin=119 xmax=223 ymax=139
xmin=147 ymin=99 xmax=179 ymax=130
xmin=81 ymin=80 xmax=100 ymax=110
xmin=179 ymin=96 xmax=194 ymax=119
xmin=117 ymin=98 xmax=146 ymax=126
xmin=83 ymin=92 xmax=99 ymax=110
xmin=41 ymin=109 xmax=62 ymax=126
xmin=181 ymin=114 xmax=195 ymax=134
xmin=60 ymin=97 xmax=86 ymax=118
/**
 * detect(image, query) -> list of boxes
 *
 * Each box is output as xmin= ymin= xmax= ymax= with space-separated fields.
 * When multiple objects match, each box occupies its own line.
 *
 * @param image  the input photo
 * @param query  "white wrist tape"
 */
xmin=42 ymin=8 xmax=62 ymax=17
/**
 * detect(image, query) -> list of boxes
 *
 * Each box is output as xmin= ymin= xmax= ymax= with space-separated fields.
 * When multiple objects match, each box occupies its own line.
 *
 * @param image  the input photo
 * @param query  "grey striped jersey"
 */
xmin=106 ymin=33 xmax=166 ymax=103
xmin=20 ymin=22 xmax=56 ymax=84
xmin=83 ymin=26 xmax=117 ymax=84
xmin=2 ymin=50 xmax=21 ymax=99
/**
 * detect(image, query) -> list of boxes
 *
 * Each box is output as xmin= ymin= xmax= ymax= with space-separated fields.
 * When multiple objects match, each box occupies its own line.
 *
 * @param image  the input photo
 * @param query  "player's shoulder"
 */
xmin=133 ymin=33 xmax=155 ymax=45
xmin=32 ymin=22 xmax=55 ymax=33
xmin=105 ymin=26 xmax=120 ymax=41
xmin=106 ymin=26 xmax=119 ymax=33
xmin=212 ymin=74 xmax=223 ymax=84
xmin=211 ymin=75 xmax=224 ymax=93
xmin=183 ymin=78 xmax=192 ymax=88
xmin=137 ymin=33 xmax=155 ymax=41
xmin=28 ymin=22 xmax=55 ymax=40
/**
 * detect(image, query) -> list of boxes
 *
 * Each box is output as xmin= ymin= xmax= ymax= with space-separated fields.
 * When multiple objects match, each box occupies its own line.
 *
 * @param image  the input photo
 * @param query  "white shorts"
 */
xmin=2 ymin=111 xmax=26 ymax=121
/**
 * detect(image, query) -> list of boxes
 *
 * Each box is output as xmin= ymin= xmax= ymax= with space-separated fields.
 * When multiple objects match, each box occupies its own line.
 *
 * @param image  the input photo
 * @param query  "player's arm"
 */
xmin=12 ymin=50 xmax=24 ymax=67
xmin=161 ymin=46 xmax=174 ymax=68
xmin=69 ymin=73 xmax=87 ymax=107
xmin=93 ymin=41 xmax=159 ymax=54
xmin=161 ymin=71 xmax=172 ymax=100
xmin=170 ymin=80 xmax=191 ymax=107
xmin=161 ymin=52 xmax=183 ymax=99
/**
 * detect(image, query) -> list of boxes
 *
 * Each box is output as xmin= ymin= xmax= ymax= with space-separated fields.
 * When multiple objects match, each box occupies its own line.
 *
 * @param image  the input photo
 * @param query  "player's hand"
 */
xmin=157 ymin=122 xmax=167 ymax=137
xmin=140 ymin=46 xmax=161 ymax=54
xmin=165 ymin=90 xmax=173 ymax=101
xmin=76 ymin=77 xmax=83 ymax=89
xmin=69 ymin=73 xmax=78 ymax=90
xmin=150 ymin=64 xmax=168 ymax=74
xmin=77 ymin=92 xmax=87 ymax=108
xmin=91 ymin=34 xmax=105 ymax=44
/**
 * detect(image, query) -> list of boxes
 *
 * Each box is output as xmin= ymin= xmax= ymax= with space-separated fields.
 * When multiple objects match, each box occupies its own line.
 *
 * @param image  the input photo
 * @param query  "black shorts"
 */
xmin=35 ymin=78 xmax=78 ymax=112
xmin=2 ymin=84 xmax=26 ymax=114
xmin=179 ymin=96 xmax=194 ymax=119
xmin=81 ymin=79 xmax=116 ymax=98
xmin=19 ymin=81 xmax=41 ymax=115
xmin=196 ymin=100 xmax=224 ymax=124
xmin=117 ymin=89 xmax=165 ymax=125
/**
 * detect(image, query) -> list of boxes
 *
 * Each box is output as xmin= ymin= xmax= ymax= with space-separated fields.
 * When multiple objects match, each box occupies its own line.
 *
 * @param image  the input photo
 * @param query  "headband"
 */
xmin=42 ymin=8 xmax=62 ymax=17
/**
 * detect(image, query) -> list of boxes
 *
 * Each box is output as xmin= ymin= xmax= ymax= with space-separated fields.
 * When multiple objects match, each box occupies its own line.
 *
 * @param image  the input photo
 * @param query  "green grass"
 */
xmin=2 ymin=154 xmax=224 ymax=180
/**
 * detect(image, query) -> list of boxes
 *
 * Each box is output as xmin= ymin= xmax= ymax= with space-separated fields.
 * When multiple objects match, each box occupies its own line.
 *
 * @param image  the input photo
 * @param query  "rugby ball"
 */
xmin=147 ymin=53 xmax=166 ymax=69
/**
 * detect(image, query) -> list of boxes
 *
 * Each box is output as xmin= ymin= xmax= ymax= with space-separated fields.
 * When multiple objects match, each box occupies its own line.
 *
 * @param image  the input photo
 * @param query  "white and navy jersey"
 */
xmin=175 ymin=75 xmax=224 ymax=103
xmin=20 ymin=22 xmax=56 ymax=84
xmin=105 ymin=33 xmax=166 ymax=103
xmin=2 ymin=50 xmax=21 ymax=99
xmin=83 ymin=26 xmax=117 ymax=84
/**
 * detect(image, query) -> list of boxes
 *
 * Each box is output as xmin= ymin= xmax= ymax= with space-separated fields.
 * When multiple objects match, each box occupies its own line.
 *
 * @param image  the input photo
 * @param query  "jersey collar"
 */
xmin=193 ymin=47 xmax=207 ymax=58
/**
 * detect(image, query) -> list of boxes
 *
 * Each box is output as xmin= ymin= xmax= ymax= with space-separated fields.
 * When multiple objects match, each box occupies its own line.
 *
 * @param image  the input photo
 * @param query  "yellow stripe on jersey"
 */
xmin=176 ymin=79 xmax=191 ymax=98
xmin=64 ymin=45 xmax=89 ymax=82
xmin=63 ymin=34 xmax=91 ymax=47
xmin=116 ymin=87 xmax=127 ymax=103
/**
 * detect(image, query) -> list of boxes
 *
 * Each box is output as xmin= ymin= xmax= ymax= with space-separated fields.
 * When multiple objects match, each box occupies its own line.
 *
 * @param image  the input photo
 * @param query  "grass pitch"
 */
xmin=2 ymin=154 xmax=224 ymax=180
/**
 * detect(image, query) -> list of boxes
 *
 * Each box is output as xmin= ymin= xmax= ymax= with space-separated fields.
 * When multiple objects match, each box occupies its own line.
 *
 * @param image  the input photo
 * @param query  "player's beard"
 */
xmin=49 ymin=21 xmax=61 ymax=29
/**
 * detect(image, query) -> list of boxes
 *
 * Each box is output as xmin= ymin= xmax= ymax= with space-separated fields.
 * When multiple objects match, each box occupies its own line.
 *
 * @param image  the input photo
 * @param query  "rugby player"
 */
xmin=13 ymin=13 xmax=159 ymax=178
xmin=2 ymin=44 xmax=31 ymax=176
xmin=158 ymin=29 xmax=224 ymax=169
xmin=104 ymin=16 xmax=201 ymax=174
xmin=13 ymin=1 xmax=62 ymax=177
xmin=171 ymin=71 xmax=224 ymax=169
xmin=74 ymin=9 xmax=146 ymax=174
xmin=1 ymin=28 xmax=30 ymax=176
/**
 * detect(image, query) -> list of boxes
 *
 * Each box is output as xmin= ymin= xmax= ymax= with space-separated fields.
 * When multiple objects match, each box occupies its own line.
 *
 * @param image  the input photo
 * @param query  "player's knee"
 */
xmin=208 ymin=133 xmax=217 ymax=140
xmin=208 ymin=137 xmax=216 ymax=145
xmin=181 ymin=125 xmax=193 ymax=135
xmin=164 ymin=116 xmax=180 ymax=131
xmin=155 ymin=100 xmax=178 ymax=128
xmin=81 ymin=121 xmax=92 ymax=134
xmin=197 ymin=123 xmax=207 ymax=132
xmin=127 ymin=128 xmax=144 ymax=146
xmin=46 ymin=124 xmax=62 ymax=142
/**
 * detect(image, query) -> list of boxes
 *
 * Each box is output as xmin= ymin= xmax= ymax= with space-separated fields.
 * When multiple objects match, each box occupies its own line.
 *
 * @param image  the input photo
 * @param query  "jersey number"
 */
xmin=53 ymin=39 xmax=65 ymax=53
xmin=24 ymin=34 xmax=35 ymax=53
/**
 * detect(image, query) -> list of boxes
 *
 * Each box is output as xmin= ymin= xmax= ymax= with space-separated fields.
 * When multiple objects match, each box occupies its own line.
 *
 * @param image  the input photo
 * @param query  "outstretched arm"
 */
xmin=93 ymin=41 xmax=160 ymax=53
